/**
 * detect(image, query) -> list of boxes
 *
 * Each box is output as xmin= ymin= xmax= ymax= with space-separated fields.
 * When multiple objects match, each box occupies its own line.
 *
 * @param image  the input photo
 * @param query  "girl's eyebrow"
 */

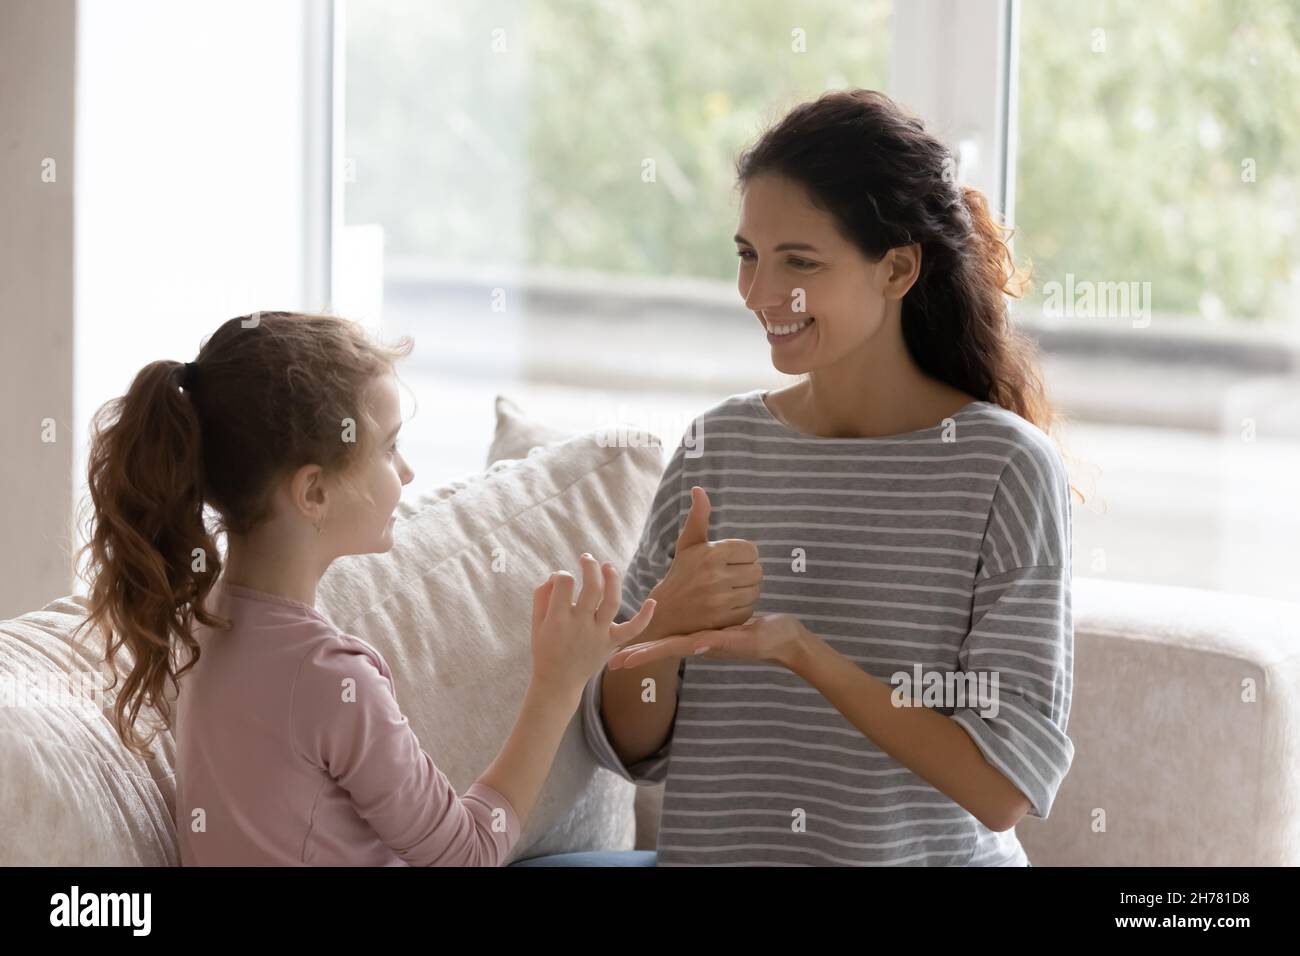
xmin=733 ymin=233 xmax=821 ymax=253
xmin=385 ymin=424 xmax=402 ymax=442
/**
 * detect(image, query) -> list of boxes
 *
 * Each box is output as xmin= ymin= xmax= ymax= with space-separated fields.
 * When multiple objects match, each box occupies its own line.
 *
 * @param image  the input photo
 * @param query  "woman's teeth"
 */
xmin=766 ymin=316 xmax=814 ymax=336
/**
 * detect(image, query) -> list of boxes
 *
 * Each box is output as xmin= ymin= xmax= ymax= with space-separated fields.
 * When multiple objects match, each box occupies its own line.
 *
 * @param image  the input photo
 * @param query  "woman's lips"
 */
xmin=766 ymin=316 xmax=815 ymax=345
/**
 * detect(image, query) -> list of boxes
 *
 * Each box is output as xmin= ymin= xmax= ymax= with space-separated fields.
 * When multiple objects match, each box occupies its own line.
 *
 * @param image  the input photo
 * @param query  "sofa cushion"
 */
xmin=486 ymin=394 xmax=572 ymax=465
xmin=1016 ymin=576 xmax=1300 ymax=865
xmin=484 ymin=394 xmax=670 ymax=852
xmin=0 ymin=595 xmax=178 ymax=865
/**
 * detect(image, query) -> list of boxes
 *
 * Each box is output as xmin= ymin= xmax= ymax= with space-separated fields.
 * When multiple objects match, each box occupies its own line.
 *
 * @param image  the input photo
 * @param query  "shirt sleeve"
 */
xmin=291 ymin=636 xmax=522 ymax=865
xmin=950 ymin=438 xmax=1076 ymax=822
xmin=580 ymin=425 xmax=693 ymax=785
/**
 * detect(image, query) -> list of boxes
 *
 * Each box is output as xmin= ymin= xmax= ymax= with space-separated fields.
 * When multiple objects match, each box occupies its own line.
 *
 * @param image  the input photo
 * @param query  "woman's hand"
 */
xmin=607 ymin=612 xmax=814 ymax=672
xmin=642 ymin=486 xmax=763 ymax=640
xmin=529 ymin=553 xmax=656 ymax=698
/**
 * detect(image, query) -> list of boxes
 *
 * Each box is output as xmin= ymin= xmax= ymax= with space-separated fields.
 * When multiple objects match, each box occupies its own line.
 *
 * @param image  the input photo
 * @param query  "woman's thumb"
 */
xmin=675 ymin=486 xmax=711 ymax=551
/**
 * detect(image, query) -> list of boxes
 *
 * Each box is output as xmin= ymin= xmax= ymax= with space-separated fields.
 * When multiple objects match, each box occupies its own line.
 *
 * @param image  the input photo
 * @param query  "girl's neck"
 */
xmin=221 ymin=535 xmax=324 ymax=609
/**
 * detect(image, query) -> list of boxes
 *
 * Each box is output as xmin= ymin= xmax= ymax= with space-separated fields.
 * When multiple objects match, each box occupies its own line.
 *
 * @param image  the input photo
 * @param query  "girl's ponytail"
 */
xmin=73 ymin=358 xmax=224 ymax=757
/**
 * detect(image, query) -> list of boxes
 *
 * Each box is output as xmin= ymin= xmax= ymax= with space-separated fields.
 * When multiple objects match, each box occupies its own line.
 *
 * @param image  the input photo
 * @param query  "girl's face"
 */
xmin=327 ymin=371 xmax=414 ymax=555
xmin=734 ymin=172 xmax=915 ymax=375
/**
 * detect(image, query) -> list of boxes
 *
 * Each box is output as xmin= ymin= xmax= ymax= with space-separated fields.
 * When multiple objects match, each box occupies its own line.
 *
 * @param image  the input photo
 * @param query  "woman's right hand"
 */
xmin=643 ymin=486 xmax=763 ymax=639
xmin=529 ymin=553 xmax=656 ymax=698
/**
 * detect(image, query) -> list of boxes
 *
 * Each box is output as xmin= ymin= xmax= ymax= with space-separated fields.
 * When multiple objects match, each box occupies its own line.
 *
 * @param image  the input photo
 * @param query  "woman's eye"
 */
xmin=389 ymin=441 xmax=400 ymax=455
xmin=735 ymin=249 xmax=816 ymax=270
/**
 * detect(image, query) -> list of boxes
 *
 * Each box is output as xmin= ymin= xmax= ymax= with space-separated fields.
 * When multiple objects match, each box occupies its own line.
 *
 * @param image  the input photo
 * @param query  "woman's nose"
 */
xmin=742 ymin=268 xmax=789 ymax=313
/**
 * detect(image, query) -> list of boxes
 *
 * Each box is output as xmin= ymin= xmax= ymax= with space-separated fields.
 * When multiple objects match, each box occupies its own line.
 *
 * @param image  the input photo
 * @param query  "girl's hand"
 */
xmin=645 ymin=486 xmax=763 ymax=639
xmin=530 ymin=553 xmax=656 ymax=698
xmin=607 ymin=613 xmax=813 ymax=672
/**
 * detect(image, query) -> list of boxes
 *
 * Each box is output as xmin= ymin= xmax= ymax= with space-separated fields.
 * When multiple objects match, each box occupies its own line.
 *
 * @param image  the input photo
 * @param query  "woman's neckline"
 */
xmin=754 ymin=388 xmax=988 ymax=441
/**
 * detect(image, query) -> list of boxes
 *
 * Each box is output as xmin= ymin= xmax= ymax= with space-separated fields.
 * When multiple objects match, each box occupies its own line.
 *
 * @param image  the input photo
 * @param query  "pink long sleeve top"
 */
xmin=174 ymin=581 xmax=521 ymax=866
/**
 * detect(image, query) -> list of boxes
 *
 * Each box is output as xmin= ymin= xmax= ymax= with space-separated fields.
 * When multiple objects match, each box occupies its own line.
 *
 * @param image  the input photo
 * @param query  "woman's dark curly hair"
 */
xmin=737 ymin=89 xmax=1085 ymax=502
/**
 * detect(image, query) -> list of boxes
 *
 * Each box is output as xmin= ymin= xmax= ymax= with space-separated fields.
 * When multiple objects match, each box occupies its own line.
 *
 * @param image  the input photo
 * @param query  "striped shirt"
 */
xmin=581 ymin=388 xmax=1074 ymax=866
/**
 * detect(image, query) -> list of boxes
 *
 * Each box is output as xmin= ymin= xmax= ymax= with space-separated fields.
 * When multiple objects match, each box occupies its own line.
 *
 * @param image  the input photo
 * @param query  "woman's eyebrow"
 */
xmin=385 ymin=424 xmax=402 ymax=442
xmin=733 ymin=233 xmax=821 ymax=253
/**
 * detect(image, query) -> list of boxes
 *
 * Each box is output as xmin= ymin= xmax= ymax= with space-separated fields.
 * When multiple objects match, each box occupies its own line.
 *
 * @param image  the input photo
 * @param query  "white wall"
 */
xmin=67 ymin=0 xmax=319 ymax=597
xmin=0 ymin=0 xmax=77 ymax=620
xmin=0 ymin=0 xmax=327 ymax=614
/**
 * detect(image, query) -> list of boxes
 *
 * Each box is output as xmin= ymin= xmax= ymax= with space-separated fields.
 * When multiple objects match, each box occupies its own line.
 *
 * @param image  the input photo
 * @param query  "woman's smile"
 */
xmin=764 ymin=315 xmax=816 ymax=345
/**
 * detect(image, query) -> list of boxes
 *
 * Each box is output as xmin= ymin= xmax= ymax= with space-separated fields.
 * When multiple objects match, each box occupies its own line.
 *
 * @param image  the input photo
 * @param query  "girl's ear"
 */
xmin=289 ymin=462 xmax=328 ymax=524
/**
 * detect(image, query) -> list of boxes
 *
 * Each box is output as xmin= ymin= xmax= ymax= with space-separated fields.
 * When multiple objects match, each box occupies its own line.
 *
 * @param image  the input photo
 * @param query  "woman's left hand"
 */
xmin=607 ymin=612 xmax=814 ymax=671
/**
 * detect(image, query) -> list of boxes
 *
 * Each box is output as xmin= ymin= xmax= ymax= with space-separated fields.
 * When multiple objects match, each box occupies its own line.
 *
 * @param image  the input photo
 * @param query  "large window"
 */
xmin=346 ymin=0 xmax=891 ymax=279
xmin=339 ymin=0 xmax=1299 ymax=603
xmin=1016 ymin=0 xmax=1300 ymax=328
xmin=342 ymin=0 xmax=891 ymax=488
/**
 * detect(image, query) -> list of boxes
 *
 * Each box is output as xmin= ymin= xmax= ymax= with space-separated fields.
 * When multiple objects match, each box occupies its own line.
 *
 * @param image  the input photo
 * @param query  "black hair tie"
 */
xmin=181 ymin=361 xmax=199 ymax=390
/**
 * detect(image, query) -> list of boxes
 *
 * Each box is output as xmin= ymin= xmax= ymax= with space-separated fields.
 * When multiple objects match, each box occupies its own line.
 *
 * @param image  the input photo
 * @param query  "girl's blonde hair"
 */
xmin=72 ymin=312 xmax=413 ymax=757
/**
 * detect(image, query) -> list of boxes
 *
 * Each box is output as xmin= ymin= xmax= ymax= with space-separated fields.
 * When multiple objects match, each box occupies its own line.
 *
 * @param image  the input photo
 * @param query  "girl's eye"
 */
xmin=736 ymin=248 xmax=755 ymax=261
xmin=388 ymin=440 xmax=400 ymax=455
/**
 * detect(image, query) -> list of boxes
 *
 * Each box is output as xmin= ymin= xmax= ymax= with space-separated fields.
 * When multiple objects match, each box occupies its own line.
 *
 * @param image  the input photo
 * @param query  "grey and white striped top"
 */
xmin=581 ymin=388 xmax=1075 ymax=866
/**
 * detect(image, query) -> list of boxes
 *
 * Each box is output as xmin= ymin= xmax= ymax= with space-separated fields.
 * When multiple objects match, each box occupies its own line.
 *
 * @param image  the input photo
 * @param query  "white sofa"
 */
xmin=2 ymin=398 xmax=1297 ymax=865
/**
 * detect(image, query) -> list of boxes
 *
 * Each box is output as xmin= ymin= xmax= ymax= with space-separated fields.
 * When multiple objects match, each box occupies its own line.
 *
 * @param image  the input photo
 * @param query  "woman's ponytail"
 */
xmin=73 ymin=358 xmax=224 ymax=758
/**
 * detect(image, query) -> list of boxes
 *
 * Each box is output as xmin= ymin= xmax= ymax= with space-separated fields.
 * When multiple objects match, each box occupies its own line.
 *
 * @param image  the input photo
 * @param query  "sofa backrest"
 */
xmin=1015 ymin=576 xmax=1300 ymax=866
xmin=0 ymin=594 xmax=178 ymax=866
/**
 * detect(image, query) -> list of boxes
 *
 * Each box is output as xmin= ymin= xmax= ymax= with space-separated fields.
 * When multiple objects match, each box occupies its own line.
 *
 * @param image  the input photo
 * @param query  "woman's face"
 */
xmin=735 ymin=172 xmax=913 ymax=376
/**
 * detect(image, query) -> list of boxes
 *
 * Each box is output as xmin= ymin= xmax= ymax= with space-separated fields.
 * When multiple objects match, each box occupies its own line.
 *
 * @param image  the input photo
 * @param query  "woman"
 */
xmin=581 ymin=89 xmax=1079 ymax=866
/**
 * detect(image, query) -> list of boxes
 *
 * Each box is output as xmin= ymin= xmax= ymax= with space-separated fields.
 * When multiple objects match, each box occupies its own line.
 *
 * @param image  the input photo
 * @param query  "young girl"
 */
xmin=582 ymin=89 xmax=1080 ymax=866
xmin=73 ymin=311 xmax=655 ymax=866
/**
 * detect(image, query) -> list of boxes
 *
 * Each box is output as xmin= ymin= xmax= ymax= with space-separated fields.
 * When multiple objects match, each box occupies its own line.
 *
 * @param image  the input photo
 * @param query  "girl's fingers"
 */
xmin=609 ymin=597 xmax=656 ymax=645
xmin=576 ymin=553 xmax=602 ymax=616
xmin=596 ymin=562 xmax=621 ymax=627
xmin=531 ymin=575 xmax=556 ymax=634
xmin=546 ymin=570 xmax=576 ymax=621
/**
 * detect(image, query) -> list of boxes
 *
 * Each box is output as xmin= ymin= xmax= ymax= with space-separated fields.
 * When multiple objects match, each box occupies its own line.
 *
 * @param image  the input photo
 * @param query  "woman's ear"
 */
xmin=881 ymin=243 xmax=922 ymax=300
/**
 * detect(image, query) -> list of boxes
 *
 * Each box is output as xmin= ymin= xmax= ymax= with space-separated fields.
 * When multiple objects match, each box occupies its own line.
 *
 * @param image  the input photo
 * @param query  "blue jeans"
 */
xmin=508 ymin=850 xmax=657 ymax=867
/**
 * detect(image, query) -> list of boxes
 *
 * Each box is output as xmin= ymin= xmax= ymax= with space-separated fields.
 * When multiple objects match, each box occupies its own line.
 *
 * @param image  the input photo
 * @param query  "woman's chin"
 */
xmin=772 ymin=354 xmax=814 ymax=375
